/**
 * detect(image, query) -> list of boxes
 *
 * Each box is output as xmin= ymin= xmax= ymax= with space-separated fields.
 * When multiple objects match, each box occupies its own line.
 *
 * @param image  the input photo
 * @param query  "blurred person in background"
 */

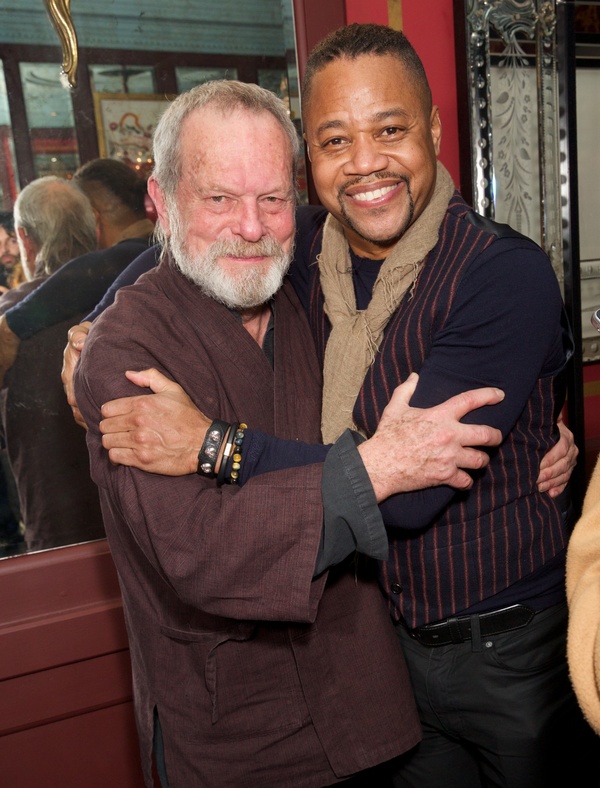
xmin=0 ymin=211 xmax=25 ymax=292
xmin=0 ymin=176 xmax=104 ymax=551
xmin=0 ymin=158 xmax=155 ymax=387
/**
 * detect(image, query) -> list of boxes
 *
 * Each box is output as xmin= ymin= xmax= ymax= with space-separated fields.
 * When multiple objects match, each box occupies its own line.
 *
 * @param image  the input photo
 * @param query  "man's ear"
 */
xmin=17 ymin=226 xmax=36 ymax=261
xmin=91 ymin=207 xmax=103 ymax=246
xmin=430 ymin=106 xmax=442 ymax=156
xmin=147 ymin=177 xmax=171 ymax=236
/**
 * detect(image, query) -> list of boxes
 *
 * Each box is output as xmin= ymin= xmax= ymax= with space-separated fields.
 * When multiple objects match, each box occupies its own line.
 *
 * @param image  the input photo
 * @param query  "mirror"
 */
xmin=457 ymin=1 xmax=561 ymax=266
xmin=454 ymin=0 xmax=594 ymax=512
xmin=0 ymin=0 xmax=304 ymax=558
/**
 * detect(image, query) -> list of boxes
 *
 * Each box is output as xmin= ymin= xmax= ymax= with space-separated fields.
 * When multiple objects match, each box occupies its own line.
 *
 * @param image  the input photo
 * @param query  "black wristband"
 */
xmin=197 ymin=419 xmax=230 ymax=477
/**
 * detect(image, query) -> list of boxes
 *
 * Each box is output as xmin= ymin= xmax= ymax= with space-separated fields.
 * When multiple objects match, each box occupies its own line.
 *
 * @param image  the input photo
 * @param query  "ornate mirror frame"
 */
xmin=454 ymin=0 xmax=586 ymax=510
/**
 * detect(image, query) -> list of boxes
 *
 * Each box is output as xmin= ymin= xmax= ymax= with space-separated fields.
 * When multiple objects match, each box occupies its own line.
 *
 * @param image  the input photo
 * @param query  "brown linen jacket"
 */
xmin=74 ymin=258 xmax=421 ymax=787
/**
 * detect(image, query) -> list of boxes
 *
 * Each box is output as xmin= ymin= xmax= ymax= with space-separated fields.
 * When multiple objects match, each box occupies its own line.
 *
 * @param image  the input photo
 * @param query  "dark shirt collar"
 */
xmin=230 ymin=301 xmax=275 ymax=367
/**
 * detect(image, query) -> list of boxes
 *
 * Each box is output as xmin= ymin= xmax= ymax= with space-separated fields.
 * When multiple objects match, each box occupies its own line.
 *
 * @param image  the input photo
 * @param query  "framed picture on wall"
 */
xmin=93 ymin=92 xmax=174 ymax=175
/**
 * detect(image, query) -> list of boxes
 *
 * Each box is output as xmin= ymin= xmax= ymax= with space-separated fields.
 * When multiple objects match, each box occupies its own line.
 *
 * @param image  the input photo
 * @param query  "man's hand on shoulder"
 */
xmin=358 ymin=373 xmax=505 ymax=502
xmin=100 ymin=368 xmax=210 ymax=475
xmin=62 ymin=321 xmax=92 ymax=429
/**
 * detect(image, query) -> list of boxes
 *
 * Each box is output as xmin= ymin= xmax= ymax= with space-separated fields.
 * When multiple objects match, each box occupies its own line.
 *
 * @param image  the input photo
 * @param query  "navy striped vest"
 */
xmin=300 ymin=194 xmax=568 ymax=628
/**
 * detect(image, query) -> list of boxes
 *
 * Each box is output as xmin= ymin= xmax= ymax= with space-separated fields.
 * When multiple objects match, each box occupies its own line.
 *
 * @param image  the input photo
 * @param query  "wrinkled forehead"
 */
xmin=179 ymin=106 xmax=294 ymax=187
xmin=181 ymin=104 xmax=291 ymax=154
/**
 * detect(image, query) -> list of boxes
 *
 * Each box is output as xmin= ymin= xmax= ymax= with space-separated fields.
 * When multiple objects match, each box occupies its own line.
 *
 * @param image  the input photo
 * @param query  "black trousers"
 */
xmin=391 ymin=602 xmax=600 ymax=788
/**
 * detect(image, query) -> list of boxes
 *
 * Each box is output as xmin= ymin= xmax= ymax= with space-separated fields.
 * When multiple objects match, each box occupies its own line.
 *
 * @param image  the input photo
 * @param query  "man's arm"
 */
xmin=86 ymin=244 xmax=159 ymax=322
xmin=2 ymin=249 xmax=120 ymax=343
xmin=97 ymin=366 xmax=504 ymax=495
xmin=62 ymin=315 xmax=577 ymax=497
xmin=538 ymin=413 xmax=578 ymax=496
xmin=94 ymin=364 xmax=576 ymax=498
xmin=0 ymin=243 xmax=159 ymax=389
xmin=65 ymin=328 xmax=505 ymax=494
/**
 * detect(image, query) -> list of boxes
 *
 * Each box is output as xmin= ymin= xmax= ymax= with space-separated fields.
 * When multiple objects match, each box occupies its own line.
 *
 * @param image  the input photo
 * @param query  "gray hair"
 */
xmin=14 ymin=176 xmax=97 ymax=276
xmin=152 ymin=80 xmax=300 ymax=205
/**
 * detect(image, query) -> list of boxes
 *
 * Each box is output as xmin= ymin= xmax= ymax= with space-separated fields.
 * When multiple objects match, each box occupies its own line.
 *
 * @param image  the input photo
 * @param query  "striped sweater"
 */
xmin=292 ymin=194 xmax=570 ymax=628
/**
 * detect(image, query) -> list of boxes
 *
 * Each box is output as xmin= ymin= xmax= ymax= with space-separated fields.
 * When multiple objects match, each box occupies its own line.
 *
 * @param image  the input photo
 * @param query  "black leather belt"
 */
xmin=407 ymin=603 xmax=535 ymax=647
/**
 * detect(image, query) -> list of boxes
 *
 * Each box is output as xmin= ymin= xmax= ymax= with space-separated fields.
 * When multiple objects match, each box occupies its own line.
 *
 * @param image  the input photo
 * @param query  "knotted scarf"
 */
xmin=318 ymin=161 xmax=455 ymax=443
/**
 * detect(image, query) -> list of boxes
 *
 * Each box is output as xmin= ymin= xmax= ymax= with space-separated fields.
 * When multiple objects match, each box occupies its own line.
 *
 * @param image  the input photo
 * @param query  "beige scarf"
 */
xmin=319 ymin=161 xmax=455 ymax=443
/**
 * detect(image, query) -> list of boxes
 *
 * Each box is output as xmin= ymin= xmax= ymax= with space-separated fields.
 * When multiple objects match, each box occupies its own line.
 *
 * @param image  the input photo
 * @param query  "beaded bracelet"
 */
xmin=229 ymin=423 xmax=247 ymax=484
xmin=196 ymin=419 xmax=230 ymax=477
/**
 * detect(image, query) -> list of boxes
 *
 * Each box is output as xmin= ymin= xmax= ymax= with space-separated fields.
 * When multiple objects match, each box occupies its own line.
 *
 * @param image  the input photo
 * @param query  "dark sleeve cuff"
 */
xmin=314 ymin=429 xmax=388 ymax=576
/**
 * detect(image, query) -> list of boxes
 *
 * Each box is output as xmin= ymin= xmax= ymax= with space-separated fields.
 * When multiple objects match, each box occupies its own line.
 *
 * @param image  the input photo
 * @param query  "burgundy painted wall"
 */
xmin=402 ymin=2 xmax=461 ymax=187
xmin=0 ymin=542 xmax=145 ymax=787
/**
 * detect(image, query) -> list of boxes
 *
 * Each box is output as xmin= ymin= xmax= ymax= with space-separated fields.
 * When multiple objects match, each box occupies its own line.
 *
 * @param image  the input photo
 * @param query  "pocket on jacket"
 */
xmin=161 ymin=623 xmax=306 ymax=741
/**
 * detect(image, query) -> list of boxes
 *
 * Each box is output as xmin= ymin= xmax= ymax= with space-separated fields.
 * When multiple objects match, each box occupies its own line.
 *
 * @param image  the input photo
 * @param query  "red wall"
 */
xmin=0 ymin=542 xmax=145 ymax=787
xmin=344 ymin=0 xmax=389 ymax=25
xmin=402 ymin=2 xmax=461 ymax=187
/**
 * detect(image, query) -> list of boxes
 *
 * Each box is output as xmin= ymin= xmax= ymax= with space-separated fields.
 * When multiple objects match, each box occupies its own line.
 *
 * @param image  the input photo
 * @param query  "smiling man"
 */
xmin=288 ymin=24 xmax=597 ymax=787
xmin=303 ymin=47 xmax=438 ymax=254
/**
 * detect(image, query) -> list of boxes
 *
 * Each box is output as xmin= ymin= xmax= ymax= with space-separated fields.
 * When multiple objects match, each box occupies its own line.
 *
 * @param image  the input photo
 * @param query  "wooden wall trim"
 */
xmin=0 ymin=540 xmax=121 ymax=623
xmin=0 ymin=540 xmax=128 ymax=690
xmin=0 ymin=541 xmax=143 ymax=786
xmin=0 ymin=651 xmax=133 ymax=737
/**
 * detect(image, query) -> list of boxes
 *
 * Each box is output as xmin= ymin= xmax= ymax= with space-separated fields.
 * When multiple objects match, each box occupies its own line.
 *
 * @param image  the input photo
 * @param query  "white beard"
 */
xmin=168 ymin=214 xmax=292 ymax=310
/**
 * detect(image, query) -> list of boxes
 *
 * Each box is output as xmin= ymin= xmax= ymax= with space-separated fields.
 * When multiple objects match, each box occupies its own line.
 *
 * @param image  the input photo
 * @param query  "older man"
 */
xmin=0 ymin=176 xmax=104 ymax=551
xmin=92 ymin=24 xmax=594 ymax=787
xmin=0 ymin=158 xmax=155 ymax=387
xmin=73 ymin=81 xmax=511 ymax=787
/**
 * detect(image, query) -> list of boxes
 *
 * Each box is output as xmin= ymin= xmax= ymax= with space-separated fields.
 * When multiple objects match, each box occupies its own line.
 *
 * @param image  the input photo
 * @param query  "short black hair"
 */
xmin=0 ymin=210 xmax=15 ymax=234
xmin=74 ymin=158 xmax=148 ymax=217
xmin=302 ymin=23 xmax=432 ymax=116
